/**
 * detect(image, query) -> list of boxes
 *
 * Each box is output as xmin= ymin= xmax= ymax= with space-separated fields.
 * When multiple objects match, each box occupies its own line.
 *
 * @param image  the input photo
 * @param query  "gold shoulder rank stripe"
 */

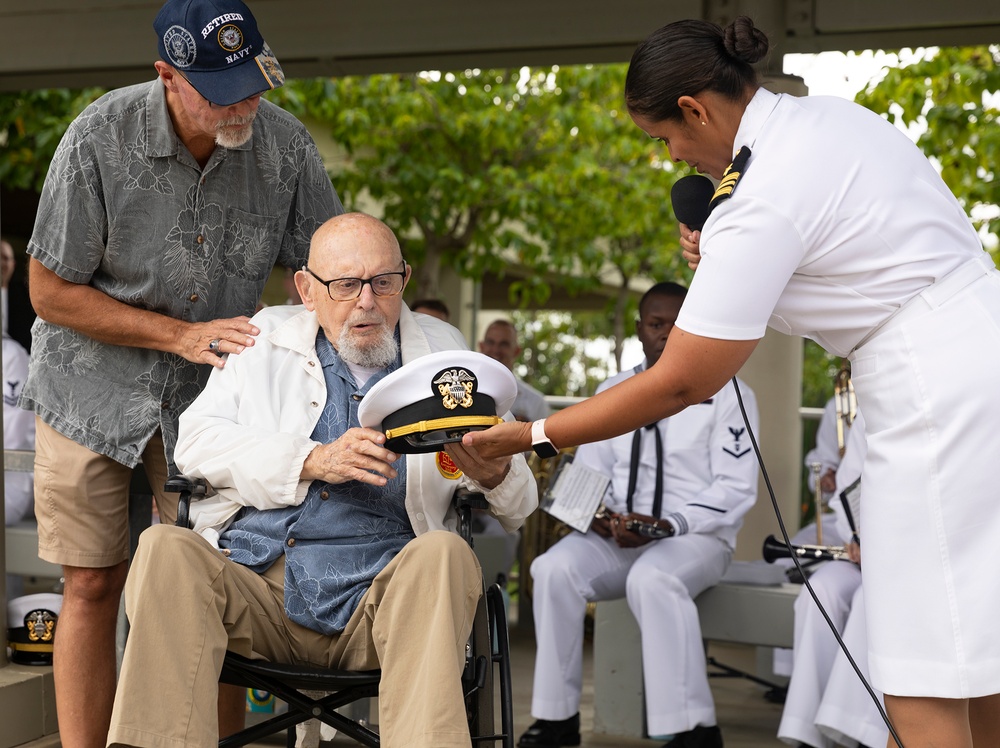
xmin=708 ymin=145 xmax=752 ymax=213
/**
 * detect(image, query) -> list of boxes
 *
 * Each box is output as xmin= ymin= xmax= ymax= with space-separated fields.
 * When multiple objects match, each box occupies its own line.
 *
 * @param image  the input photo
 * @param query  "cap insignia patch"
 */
xmin=257 ymin=44 xmax=285 ymax=86
xmin=433 ymin=368 xmax=476 ymax=410
xmin=163 ymin=25 xmax=197 ymax=68
xmin=436 ymin=451 xmax=463 ymax=479
xmin=25 ymin=609 xmax=57 ymax=643
xmin=218 ymin=24 xmax=244 ymax=52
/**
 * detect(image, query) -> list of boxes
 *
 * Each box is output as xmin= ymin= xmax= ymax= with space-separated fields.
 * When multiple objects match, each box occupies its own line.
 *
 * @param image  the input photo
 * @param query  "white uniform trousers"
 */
xmin=778 ymin=561 xmax=861 ymax=748
xmin=815 ymin=586 xmax=889 ymax=748
xmin=851 ymin=265 xmax=1000 ymax=696
xmin=529 ymin=530 xmax=730 ymax=737
xmin=771 ymin=523 xmax=849 ymax=680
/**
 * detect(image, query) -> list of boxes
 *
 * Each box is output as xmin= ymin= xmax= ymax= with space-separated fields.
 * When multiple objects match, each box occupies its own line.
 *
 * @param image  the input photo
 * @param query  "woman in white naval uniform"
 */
xmin=466 ymin=15 xmax=1000 ymax=748
xmin=519 ymin=283 xmax=759 ymax=748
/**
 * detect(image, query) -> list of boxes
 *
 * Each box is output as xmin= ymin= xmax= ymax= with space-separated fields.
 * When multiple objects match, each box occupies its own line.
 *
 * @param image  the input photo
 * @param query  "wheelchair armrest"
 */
xmin=164 ymin=474 xmax=208 ymax=529
xmin=453 ymin=486 xmax=488 ymax=545
xmin=453 ymin=486 xmax=488 ymax=512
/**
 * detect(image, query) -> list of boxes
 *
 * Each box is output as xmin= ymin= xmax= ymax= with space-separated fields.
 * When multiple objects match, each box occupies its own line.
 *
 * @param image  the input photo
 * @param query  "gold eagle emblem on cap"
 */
xmin=434 ymin=368 xmax=476 ymax=410
xmin=25 ymin=609 xmax=57 ymax=643
xmin=217 ymin=25 xmax=244 ymax=52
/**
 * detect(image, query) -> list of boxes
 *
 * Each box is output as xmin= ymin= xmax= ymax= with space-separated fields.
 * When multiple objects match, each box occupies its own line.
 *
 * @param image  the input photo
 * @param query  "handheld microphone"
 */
xmin=670 ymin=174 xmax=715 ymax=231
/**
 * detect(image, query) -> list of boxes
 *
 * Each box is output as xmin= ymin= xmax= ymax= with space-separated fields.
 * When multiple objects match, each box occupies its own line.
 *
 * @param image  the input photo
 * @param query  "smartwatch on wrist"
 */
xmin=531 ymin=419 xmax=559 ymax=459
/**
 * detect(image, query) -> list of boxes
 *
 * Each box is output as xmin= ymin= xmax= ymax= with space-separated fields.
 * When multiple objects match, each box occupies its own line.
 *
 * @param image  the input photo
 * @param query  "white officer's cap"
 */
xmin=358 ymin=350 xmax=517 ymax=454
xmin=7 ymin=593 xmax=63 ymax=665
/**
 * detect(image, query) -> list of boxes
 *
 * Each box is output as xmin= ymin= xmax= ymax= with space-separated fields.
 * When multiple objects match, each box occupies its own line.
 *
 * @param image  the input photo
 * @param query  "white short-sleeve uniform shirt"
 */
xmin=678 ymin=88 xmax=985 ymax=355
xmin=677 ymin=88 xmax=1000 ymax=699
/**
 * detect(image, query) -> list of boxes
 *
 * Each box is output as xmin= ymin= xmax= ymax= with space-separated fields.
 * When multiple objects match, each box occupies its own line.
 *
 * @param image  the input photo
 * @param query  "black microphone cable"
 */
xmin=729 ymin=376 xmax=904 ymax=748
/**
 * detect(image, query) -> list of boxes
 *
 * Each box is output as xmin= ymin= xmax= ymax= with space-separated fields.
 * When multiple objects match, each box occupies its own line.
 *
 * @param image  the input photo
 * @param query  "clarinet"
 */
xmin=594 ymin=503 xmax=673 ymax=539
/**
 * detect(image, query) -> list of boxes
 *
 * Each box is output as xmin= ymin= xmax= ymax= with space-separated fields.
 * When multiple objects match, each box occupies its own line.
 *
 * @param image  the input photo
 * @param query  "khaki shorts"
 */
xmin=33 ymin=418 xmax=173 ymax=568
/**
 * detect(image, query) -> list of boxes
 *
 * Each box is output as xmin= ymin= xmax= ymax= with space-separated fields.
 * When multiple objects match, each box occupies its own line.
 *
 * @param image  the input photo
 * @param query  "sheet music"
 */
xmin=839 ymin=477 xmax=861 ymax=538
xmin=541 ymin=456 xmax=610 ymax=533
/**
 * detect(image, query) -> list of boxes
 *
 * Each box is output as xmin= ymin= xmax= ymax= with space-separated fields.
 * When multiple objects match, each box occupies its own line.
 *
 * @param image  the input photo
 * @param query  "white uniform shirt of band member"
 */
xmin=575 ymin=292 xmax=759 ymax=546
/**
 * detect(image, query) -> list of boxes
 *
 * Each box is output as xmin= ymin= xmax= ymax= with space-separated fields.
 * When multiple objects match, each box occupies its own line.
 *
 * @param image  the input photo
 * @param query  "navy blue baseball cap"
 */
xmin=154 ymin=0 xmax=285 ymax=106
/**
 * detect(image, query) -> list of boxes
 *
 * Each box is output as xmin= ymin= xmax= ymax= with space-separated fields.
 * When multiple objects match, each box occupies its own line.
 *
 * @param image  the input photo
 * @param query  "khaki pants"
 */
xmin=107 ymin=525 xmax=482 ymax=748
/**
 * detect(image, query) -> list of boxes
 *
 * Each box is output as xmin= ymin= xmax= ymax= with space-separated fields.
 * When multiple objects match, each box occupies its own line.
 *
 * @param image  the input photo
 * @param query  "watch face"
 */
xmin=532 ymin=441 xmax=559 ymax=459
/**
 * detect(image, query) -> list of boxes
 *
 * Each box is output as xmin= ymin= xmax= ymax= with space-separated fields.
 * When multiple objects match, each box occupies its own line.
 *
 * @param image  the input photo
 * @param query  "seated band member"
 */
xmin=779 ymin=410 xmax=889 ymax=748
xmin=518 ymin=282 xmax=759 ymax=748
xmin=106 ymin=213 xmax=537 ymax=748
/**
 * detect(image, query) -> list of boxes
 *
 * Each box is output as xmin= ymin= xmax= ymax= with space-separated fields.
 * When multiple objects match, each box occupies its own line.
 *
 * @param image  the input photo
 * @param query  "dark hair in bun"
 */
xmin=625 ymin=15 xmax=768 ymax=122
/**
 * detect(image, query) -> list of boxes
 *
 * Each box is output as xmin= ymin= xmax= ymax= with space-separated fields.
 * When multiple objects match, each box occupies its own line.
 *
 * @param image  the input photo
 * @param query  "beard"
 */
xmin=336 ymin=311 xmax=399 ymax=369
xmin=215 ymin=112 xmax=256 ymax=149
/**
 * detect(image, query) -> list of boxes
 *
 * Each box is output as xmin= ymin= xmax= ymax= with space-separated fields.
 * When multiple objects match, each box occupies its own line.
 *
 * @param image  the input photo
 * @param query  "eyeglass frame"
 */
xmin=302 ymin=262 xmax=408 ymax=302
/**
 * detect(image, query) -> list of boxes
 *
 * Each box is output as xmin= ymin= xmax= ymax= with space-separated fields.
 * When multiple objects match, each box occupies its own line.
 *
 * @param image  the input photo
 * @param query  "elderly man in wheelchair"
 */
xmin=106 ymin=213 xmax=537 ymax=748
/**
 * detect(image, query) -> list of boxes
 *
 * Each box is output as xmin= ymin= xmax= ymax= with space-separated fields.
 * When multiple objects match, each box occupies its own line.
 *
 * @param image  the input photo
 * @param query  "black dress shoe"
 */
xmin=517 ymin=713 xmax=581 ymax=747
xmin=763 ymin=685 xmax=787 ymax=704
xmin=663 ymin=724 xmax=723 ymax=748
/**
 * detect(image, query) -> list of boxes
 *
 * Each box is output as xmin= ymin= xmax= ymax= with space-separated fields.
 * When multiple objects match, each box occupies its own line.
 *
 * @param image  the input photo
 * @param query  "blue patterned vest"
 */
xmin=220 ymin=330 xmax=412 ymax=634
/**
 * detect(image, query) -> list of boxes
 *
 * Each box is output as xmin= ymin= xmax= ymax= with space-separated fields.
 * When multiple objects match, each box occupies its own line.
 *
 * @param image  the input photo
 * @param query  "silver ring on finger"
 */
xmin=209 ymin=338 xmax=221 ymax=353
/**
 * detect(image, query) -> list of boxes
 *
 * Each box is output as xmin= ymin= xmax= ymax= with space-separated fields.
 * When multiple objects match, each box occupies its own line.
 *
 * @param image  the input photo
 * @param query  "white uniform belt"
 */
xmin=853 ymin=253 xmax=996 ymax=353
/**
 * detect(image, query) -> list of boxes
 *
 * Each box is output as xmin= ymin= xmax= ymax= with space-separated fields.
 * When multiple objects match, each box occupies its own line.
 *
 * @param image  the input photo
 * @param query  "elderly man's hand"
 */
xmin=302 ymin=428 xmax=399 ymax=486
xmin=444 ymin=440 xmax=511 ymax=490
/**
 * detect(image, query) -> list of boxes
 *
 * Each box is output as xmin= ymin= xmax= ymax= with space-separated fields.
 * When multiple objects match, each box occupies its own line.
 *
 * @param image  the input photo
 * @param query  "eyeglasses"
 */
xmin=304 ymin=264 xmax=407 ymax=302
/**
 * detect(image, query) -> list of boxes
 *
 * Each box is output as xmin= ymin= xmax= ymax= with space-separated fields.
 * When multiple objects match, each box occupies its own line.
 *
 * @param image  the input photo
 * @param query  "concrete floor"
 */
xmin=500 ymin=626 xmax=786 ymax=748
xmin=249 ymin=624 xmax=788 ymax=748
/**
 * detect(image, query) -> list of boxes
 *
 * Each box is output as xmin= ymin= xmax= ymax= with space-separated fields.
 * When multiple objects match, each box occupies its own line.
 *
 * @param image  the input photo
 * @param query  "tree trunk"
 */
xmin=414 ymin=241 xmax=443 ymax=299
xmin=612 ymin=278 xmax=630 ymax=374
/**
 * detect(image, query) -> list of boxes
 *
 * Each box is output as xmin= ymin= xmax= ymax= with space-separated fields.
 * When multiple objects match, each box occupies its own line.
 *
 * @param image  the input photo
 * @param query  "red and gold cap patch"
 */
xmin=437 ymin=451 xmax=463 ymax=479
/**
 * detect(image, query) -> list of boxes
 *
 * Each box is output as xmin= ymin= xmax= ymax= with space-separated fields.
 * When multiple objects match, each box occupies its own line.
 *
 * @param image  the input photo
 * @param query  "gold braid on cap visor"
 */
xmin=8 ymin=641 xmax=54 ymax=653
xmin=384 ymin=415 xmax=504 ymax=441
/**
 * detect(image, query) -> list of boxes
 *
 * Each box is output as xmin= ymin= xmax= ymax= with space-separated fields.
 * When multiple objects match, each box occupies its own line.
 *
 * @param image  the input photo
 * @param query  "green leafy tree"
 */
xmin=0 ymin=87 xmax=105 ymax=191
xmin=275 ymin=69 xmax=581 ymax=301
xmin=513 ymin=310 xmax=615 ymax=398
xmin=273 ymin=64 xmax=691 ymax=372
xmin=523 ymin=66 xmax=692 ymax=369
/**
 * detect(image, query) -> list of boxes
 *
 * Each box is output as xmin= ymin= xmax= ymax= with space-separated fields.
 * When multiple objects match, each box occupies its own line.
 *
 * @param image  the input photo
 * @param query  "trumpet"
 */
xmin=762 ymin=534 xmax=850 ymax=564
xmin=594 ymin=503 xmax=673 ymax=539
xmin=834 ymin=364 xmax=857 ymax=457
xmin=810 ymin=461 xmax=826 ymax=546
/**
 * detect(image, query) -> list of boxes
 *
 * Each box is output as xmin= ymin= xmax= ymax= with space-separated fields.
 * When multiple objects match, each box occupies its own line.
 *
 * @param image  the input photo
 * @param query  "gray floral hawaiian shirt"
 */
xmin=20 ymin=79 xmax=342 ymax=468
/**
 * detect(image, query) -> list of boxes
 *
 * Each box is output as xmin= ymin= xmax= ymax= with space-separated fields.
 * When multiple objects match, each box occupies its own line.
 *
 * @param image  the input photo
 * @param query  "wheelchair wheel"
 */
xmin=464 ymin=582 xmax=514 ymax=747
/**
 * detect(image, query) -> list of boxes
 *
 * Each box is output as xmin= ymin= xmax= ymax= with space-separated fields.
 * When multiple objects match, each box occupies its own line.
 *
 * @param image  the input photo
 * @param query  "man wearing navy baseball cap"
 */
xmin=19 ymin=0 xmax=341 ymax=745
xmin=154 ymin=0 xmax=285 ymax=107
